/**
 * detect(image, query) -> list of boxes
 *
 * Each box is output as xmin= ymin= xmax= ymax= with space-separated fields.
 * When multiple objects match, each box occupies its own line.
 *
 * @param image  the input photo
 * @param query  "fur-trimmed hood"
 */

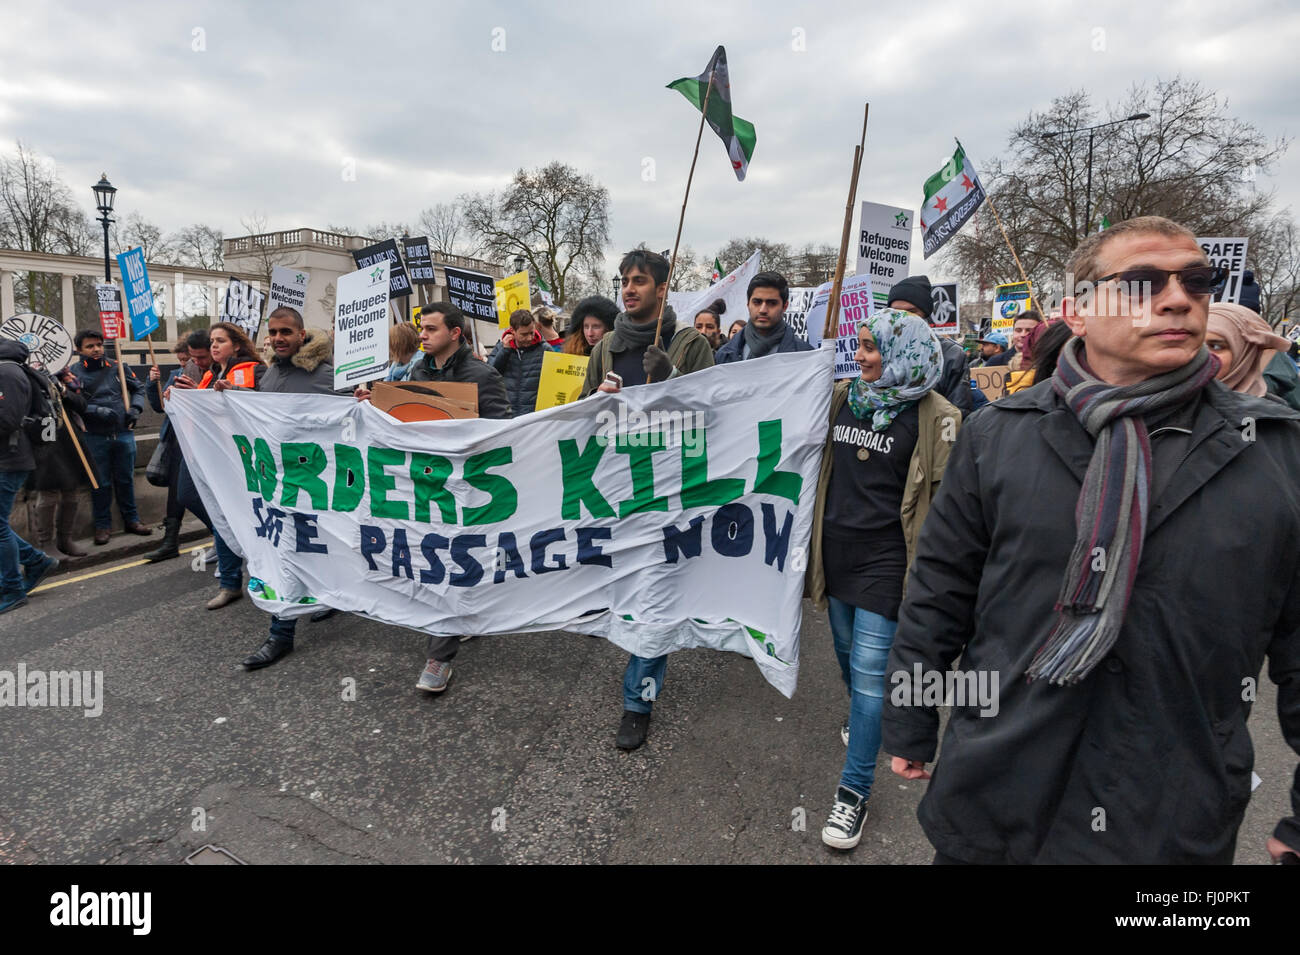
xmin=262 ymin=329 xmax=333 ymax=373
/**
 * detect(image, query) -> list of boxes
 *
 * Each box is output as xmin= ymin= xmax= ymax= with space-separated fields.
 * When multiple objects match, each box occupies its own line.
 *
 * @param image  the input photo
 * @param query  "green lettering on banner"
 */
xmin=680 ymin=429 xmax=743 ymax=508
xmin=253 ymin=437 xmax=279 ymax=501
xmin=462 ymin=447 xmax=517 ymax=525
xmin=233 ymin=435 xmax=259 ymax=493
xmin=558 ymin=437 xmax=614 ymax=520
xmin=280 ymin=442 xmax=329 ymax=509
xmin=615 ymin=433 xmax=668 ymax=517
xmin=332 ymin=443 xmax=365 ymax=512
xmin=368 ymin=447 xmax=409 ymax=520
xmin=410 ymin=453 xmax=457 ymax=523
xmin=753 ymin=420 xmax=801 ymax=504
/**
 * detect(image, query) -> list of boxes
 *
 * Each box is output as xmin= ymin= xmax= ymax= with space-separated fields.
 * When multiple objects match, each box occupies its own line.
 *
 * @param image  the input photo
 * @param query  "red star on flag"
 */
xmin=961 ymin=174 xmax=974 ymax=192
xmin=934 ymin=196 xmax=949 ymax=213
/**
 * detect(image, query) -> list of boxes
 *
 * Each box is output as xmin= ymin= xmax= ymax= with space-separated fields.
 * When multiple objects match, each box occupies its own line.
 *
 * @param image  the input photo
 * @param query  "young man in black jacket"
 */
xmin=0 ymin=340 xmax=59 ymax=613
xmin=67 ymin=330 xmax=152 ymax=545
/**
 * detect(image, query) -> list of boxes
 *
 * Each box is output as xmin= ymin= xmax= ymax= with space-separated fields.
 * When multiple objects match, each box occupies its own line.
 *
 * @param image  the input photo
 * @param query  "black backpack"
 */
xmin=1 ymin=360 xmax=58 ymax=446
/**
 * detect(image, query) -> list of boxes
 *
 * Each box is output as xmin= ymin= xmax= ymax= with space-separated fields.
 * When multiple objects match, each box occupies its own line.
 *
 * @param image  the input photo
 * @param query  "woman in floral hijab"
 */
xmin=810 ymin=308 xmax=958 ymax=851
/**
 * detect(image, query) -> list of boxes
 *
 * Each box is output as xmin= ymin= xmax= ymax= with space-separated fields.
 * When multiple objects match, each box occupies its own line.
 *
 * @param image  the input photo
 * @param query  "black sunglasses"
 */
xmin=1094 ymin=265 xmax=1227 ymax=300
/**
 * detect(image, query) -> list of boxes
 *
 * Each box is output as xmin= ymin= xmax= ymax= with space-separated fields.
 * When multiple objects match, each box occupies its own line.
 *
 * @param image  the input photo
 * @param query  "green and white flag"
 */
xmin=668 ymin=46 xmax=756 ymax=182
xmin=1098 ymin=215 xmax=1112 ymax=233
xmin=537 ymin=274 xmax=556 ymax=309
xmin=919 ymin=141 xmax=987 ymax=259
xmin=711 ymin=258 xmax=724 ymax=282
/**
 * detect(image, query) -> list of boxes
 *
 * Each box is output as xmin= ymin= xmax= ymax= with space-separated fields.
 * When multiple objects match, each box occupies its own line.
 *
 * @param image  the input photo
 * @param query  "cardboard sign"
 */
xmin=268 ymin=265 xmax=311 ymax=322
xmin=495 ymin=270 xmax=530 ymax=329
xmin=333 ymin=261 xmax=391 ymax=389
xmin=973 ymin=365 xmax=1008 ymax=402
xmin=855 ymin=201 xmax=913 ymax=309
xmin=352 ymin=239 xmax=412 ymax=298
xmin=930 ymin=282 xmax=959 ymax=337
xmin=0 ymin=313 xmax=74 ymax=373
xmin=221 ymin=277 xmax=267 ymax=339
xmin=115 ymin=247 xmax=160 ymax=339
xmin=402 ymin=237 xmax=436 ymax=284
xmin=1196 ymin=237 xmax=1249 ymax=304
xmin=370 ymin=380 xmax=478 ymax=421
xmin=95 ymin=283 xmax=126 ymax=339
xmin=535 ymin=351 xmax=590 ymax=410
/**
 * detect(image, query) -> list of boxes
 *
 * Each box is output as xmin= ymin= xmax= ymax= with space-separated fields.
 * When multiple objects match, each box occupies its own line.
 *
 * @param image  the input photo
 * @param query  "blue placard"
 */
xmin=115 ymin=247 xmax=160 ymax=339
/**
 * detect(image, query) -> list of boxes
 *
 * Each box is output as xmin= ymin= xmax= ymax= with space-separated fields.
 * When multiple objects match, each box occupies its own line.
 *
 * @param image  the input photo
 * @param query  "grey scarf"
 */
xmin=609 ymin=307 xmax=677 ymax=352
xmin=743 ymin=319 xmax=788 ymax=359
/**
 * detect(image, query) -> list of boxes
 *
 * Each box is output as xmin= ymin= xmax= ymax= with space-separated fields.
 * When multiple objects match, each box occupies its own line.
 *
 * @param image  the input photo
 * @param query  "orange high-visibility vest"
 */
xmin=198 ymin=360 xmax=260 ymax=390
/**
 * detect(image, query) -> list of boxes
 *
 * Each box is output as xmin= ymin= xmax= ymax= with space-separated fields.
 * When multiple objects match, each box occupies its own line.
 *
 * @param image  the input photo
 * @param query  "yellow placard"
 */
xmin=535 ymin=351 xmax=589 ymax=411
xmin=495 ymin=270 xmax=530 ymax=329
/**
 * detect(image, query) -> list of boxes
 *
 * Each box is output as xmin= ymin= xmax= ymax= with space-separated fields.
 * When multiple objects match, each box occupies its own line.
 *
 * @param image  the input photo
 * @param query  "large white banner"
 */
xmin=668 ymin=250 xmax=761 ymax=328
xmin=334 ymin=261 xmax=391 ymax=389
xmin=168 ymin=349 xmax=835 ymax=696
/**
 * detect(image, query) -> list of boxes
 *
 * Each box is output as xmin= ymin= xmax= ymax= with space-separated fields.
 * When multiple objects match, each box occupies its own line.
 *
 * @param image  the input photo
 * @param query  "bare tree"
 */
xmin=668 ymin=245 xmax=713 ymax=291
xmin=236 ymin=212 xmax=289 ymax=283
xmin=418 ymin=202 xmax=481 ymax=259
xmin=1253 ymin=212 xmax=1300 ymax=325
xmin=714 ymin=236 xmax=795 ymax=275
xmin=462 ymin=162 xmax=610 ymax=307
xmin=112 ymin=212 xmax=175 ymax=263
xmin=171 ymin=223 xmax=224 ymax=270
xmin=942 ymin=78 xmax=1289 ymax=302
xmin=794 ymin=242 xmax=840 ymax=285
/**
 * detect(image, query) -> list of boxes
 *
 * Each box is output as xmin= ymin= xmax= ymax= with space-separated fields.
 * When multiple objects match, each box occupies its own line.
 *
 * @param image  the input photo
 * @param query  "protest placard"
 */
xmin=221 ymin=277 xmax=267 ymax=339
xmin=930 ymin=281 xmax=959 ymax=337
xmin=115 ymin=247 xmax=160 ymax=339
xmin=784 ymin=287 xmax=817 ymax=340
xmin=495 ymin=270 xmax=531 ymax=329
xmin=804 ymin=273 xmax=873 ymax=379
xmin=973 ymin=366 xmax=1008 ymax=402
xmin=1197 ymin=237 xmax=1249 ymax=304
xmin=401 ymin=237 xmax=436 ymax=284
xmin=855 ymin=201 xmax=913 ymax=309
xmin=95 ymin=283 xmax=125 ymax=339
xmin=992 ymin=281 xmax=1032 ymax=332
xmin=0 ymin=313 xmax=74 ymax=373
xmin=352 ymin=239 xmax=411 ymax=299
xmin=268 ymin=265 xmax=310 ymax=322
xmin=535 ymin=351 xmax=590 ymax=410
xmin=167 ymin=347 xmax=835 ymax=698
xmin=442 ymin=266 xmax=497 ymax=323
xmin=333 ymin=261 xmax=391 ymax=389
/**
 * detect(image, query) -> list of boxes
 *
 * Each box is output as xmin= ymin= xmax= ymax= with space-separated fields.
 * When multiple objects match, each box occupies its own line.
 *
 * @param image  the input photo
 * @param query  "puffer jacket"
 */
xmin=260 ymin=331 xmax=336 ymax=395
xmin=489 ymin=336 xmax=554 ymax=417
xmin=68 ymin=353 xmax=146 ymax=435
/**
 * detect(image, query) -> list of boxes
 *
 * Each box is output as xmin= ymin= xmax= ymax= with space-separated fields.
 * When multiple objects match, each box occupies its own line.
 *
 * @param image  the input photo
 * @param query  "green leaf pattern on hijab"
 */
xmin=846 ymin=307 xmax=944 ymax=432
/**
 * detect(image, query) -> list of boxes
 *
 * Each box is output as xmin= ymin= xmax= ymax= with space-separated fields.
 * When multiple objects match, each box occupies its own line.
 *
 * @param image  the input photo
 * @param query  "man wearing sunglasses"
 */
xmin=883 ymin=215 xmax=1300 ymax=864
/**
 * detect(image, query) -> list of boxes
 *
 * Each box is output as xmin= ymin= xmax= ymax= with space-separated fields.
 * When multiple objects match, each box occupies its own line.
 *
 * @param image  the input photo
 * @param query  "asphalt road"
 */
xmin=0 ymin=549 xmax=1292 ymax=865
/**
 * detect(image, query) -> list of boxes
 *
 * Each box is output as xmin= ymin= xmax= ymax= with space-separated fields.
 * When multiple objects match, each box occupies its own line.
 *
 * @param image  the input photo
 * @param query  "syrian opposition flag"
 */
xmin=919 ymin=141 xmax=987 ymax=259
xmin=711 ymin=258 xmax=724 ymax=282
xmin=537 ymin=274 xmax=556 ymax=309
xmin=668 ymin=46 xmax=757 ymax=181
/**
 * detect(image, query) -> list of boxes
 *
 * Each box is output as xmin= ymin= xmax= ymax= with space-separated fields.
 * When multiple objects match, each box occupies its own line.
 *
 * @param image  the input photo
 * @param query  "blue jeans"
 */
xmin=269 ymin=615 xmax=297 ymax=644
xmin=212 ymin=529 xmax=243 ymax=591
xmin=827 ymin=597 xmax=898 ymax=798
xmin=83 ymin=431 xmax=139 ymax=529
xmin=623 ymin=654 xmax=667 ymax=714
xmin=0 ymin=470 xmax=43 ymax=597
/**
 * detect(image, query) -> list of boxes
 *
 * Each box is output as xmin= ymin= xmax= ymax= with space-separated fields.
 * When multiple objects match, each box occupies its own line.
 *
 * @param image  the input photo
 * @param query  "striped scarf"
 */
xmin=1028 ymin=338 xmax=1219 ymax=684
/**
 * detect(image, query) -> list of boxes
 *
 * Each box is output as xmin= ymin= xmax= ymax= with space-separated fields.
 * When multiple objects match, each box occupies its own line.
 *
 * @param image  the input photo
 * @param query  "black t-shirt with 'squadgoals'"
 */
xmin=822 ymin=400 xmax=919 ymax=620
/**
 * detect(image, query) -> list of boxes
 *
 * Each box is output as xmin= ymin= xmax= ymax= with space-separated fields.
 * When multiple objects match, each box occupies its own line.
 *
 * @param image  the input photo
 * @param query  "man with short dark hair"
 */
xmin=68 ymin=329 xmax=151 ymax=545
xmin=974 ymin=330 xmax=1008 ymax=364
xmin=490 ymin=308 xmax=553 ymax=416
xmin=886 ymin=275 xmax=973 ymax=414
xmin=579 ymin=249 xmax=715 ymax=751
xmin=884 ymin=215 xmax=1300 ymax=864
xmin=714 ymin=271 xmax=812 ymax=363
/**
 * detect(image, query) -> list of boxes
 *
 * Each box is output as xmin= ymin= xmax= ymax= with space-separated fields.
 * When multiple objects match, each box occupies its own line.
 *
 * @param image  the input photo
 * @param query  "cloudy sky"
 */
xmin=2 ymin=0 xmax=1296 ymax=283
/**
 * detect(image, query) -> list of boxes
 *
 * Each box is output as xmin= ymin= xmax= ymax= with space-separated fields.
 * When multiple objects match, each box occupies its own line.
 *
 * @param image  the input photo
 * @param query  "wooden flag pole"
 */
xmin=144 ymin=334 xmax=164 ymax=406
xmin=824 ymin=104 xmax=871 ymax=340
xmin=59 ymin=401 xmax=98 ymax=490
xmin=958 ymin=138 xmax=1044 ymax=316
xmin=652 ymin=73 xmax=715 ymax=354
xmin=111 ymin=337 xmax=129 ymax=409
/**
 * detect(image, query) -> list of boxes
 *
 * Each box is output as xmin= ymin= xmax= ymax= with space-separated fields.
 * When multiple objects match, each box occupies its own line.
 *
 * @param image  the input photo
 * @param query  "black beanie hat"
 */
xmin=887 ymin=275 xmax=933 ymax=319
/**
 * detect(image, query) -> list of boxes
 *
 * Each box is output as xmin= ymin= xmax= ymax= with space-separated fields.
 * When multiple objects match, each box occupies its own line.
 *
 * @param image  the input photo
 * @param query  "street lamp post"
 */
xmin=92 ymin=173 xmax=117 ymax=282
xmin=1042 ymin=112 xmax=1150 ymax=236
xmin=611 ymin=275 xmax=620 ymax=304
xmin=513 ymin=254 xmax=526 ymax=275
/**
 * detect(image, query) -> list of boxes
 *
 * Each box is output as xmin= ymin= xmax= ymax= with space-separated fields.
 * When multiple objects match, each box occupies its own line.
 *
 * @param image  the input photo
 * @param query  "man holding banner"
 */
xmin=578 ymin=250 xmax=715 ymax=751
xmin=68 ymin=329 xmax=151 ymax=545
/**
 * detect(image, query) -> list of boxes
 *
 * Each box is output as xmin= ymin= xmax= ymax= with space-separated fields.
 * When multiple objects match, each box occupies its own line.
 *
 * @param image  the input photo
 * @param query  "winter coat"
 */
xmin=1264 ymin=351 xmax=1300 ymax=411
xmin=68 ymin=354 xmax=146 ymax=435
xmin=409 ymin=342 xmax=512 ymax=420
xmin=488 ymin=336 xmax=554 ymax=416
xmin=936 ymin=337 xmax=974 ymax=414
xmin=579 ymin=313 xmax=715 ymax=398
xmin=28 ymin=378 xmax=93 ymax=491
xmin=807 ymin=386 xmax=961 ymax=609
xmin=260 ymin=331 xmax=336 ymax=395
xmin=0 ymin=340 xmax=35 ymax=473
xmin=882 ymin=378 xmax=1300 ymax=863
xmin=714 ymin=321 xmax=813 ymax=364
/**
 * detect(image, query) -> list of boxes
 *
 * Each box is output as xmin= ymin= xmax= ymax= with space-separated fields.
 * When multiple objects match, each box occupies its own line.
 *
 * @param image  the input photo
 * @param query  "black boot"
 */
xmin=143 ymin=517 xmax=181 ymax=562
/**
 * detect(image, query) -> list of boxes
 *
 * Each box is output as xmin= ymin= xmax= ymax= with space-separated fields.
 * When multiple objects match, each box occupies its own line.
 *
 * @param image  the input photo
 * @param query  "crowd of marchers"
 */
xmin=2 ymin=216 xmax=1299 ymax=864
